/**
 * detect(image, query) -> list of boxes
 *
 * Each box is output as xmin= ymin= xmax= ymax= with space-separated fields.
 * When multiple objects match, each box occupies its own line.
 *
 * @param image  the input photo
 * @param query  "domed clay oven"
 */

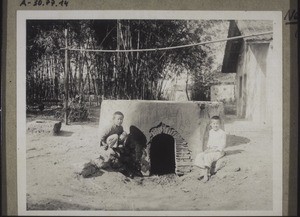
xmin=99 ymin=100 xmax=224 ymax=176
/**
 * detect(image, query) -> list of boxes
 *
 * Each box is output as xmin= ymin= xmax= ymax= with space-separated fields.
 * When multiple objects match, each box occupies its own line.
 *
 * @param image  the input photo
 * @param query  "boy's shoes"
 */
xmin=134 ymin=170 xmax=144 ymax=177
xmin=197 ymin=175 xmax=210 ymax=182
xmin=129 ymin=173 xmax=134 ymax=179
xmin=112 ymin=148 xmax=120 ymax=157
xmin=203 ymin=173 xmax=212 ymax=183
xmin=202 ymin=175 xmax=209 ymax=183
xmin=197 ymin=175 xmax=204 ymax=181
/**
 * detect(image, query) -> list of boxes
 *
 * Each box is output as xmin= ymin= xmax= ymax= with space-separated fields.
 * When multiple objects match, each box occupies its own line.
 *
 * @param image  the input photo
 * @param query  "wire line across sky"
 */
xmin=61 ymin=31 xmax=273 ymax=53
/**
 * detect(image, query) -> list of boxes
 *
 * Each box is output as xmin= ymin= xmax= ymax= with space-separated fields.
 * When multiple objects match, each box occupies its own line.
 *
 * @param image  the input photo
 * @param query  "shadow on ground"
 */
xmin=226 ymin=135 xmax=250 ymax=147
xmin=57 ymin=131 xmax=74 ymax=137
xmin=27 ymin=199 xmax=101 ymax=210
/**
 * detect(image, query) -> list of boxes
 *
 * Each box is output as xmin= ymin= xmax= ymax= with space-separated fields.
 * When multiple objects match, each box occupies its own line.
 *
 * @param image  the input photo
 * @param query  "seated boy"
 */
xmin=99 ymin=111 xmax=128 ymax=150
xmin=194 ymin=116 xmax=226 ymax=182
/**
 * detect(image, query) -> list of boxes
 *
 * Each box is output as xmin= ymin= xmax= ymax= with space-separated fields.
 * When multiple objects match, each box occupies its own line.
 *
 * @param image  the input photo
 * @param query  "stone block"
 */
xmin=27 ymin=120 xmax=62 ymax=135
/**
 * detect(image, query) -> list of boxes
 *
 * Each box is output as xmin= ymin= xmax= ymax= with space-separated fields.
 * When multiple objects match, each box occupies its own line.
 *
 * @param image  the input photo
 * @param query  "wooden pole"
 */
xmin=116 ymin=20 xmax=121 ymax=98
xmin=64 ymin=29 xmax=69 ymax=125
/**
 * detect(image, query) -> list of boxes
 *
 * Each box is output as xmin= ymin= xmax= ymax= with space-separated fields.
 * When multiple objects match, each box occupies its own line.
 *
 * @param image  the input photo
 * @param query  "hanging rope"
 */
xmin=61 ymin=31 xmax=273 ymax=53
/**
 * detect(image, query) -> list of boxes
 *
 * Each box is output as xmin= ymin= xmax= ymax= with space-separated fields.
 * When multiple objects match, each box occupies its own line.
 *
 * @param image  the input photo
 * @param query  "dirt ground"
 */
xmin=26 ymin=112 xmax=273 ymax=211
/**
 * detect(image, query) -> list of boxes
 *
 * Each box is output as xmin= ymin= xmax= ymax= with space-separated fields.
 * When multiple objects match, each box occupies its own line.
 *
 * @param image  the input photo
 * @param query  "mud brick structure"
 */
xmin=99 ymin=100 xmax=224 ymax=176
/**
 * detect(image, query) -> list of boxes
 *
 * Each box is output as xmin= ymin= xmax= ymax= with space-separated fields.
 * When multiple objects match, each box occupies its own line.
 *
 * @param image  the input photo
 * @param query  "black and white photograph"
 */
xmin=17 ymin=10 xmax=282 ymax=216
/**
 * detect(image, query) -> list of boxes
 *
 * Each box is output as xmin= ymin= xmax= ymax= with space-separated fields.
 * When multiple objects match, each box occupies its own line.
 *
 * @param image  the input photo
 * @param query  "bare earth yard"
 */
xmin=26 ymin=115 xmax=273 ymax=211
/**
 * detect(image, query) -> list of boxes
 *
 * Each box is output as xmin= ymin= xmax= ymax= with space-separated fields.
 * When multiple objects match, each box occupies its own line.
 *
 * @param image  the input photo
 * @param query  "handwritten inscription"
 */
xmin=284 ymin=9 xmax=298 ymax=24
xmin=284 ymin=9 xmax=298 ymax=38
xmin=20 ymin=0 xmax=69 ymax=7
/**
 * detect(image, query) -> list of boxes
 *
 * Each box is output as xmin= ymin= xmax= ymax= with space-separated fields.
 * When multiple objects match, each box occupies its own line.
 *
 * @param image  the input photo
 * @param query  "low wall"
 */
xmin=98 ymin=100 xmax=224 ymax=160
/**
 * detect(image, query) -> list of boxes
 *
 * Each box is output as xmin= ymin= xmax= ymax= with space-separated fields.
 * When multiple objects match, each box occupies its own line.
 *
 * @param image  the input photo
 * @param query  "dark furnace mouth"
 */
xmin=148 ymin=122 xmax=193 ymax=176
xmin=150 ymin=133 xmax=176 ymax=176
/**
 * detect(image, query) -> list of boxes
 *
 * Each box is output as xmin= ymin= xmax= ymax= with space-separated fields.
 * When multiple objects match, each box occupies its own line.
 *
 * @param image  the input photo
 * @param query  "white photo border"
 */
xmin=17 ymin=10 xmax=283 ymax=216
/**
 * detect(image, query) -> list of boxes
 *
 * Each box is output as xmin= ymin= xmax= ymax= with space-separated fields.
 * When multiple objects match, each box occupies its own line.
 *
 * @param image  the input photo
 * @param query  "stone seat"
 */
xmin=27 ymin=120 xmax=62 ymax=135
